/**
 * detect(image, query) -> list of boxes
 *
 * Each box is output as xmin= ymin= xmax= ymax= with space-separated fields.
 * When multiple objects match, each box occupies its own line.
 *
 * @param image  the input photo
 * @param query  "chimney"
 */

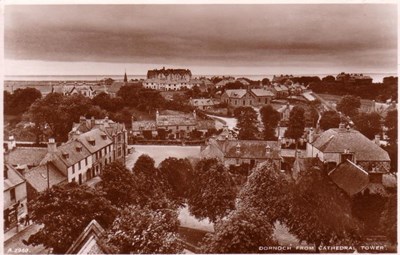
xmin=308 ymin=128 xmax=314 ymax=143
xmin=265 ymin=145 xmax=271 ymax=156
xmin=48 ymin=138 xmax=57 ymax=153
xmin=8 ymin=136 xmax=16 ymax=151
xmin=193 ymin=110 xmax=196 ymax=119
xmin=80 ymin=116 xmax=86 ymax=126
xmin=90 ymin=116 xmax=96 ymax=128
xmin=104 ymin=116 xmax=109 ymax=123
xmin=339 ymin=123 xmax=346 ymax=131
xmin=236 ymin=143 xmax=241 ymax=155
xmin=374 ymin=134 xmax=380 ymax=146
xmin=156 ymin=110 xmax=159 ymax=119
xmin=277 ymin=136 xmax=282 ymax=150
xmin=295 ymin=150 xmax=302 ymax=158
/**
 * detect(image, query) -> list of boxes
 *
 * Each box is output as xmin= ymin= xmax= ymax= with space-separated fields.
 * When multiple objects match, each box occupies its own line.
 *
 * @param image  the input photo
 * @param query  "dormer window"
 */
xmin=87 ymin=136 xmax=96 ymax=146
xmin=101 ymin=133 xmax=107 ymax=140
xmin=62 ymin=152 xmax=69 ymax=159
xmin=76 ymin=144 xmax=82 ymax=152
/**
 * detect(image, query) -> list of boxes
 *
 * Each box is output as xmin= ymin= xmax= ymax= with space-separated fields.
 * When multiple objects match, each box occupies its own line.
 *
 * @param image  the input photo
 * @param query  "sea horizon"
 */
xmin=4 ymin=72 xmax=398 ymax=83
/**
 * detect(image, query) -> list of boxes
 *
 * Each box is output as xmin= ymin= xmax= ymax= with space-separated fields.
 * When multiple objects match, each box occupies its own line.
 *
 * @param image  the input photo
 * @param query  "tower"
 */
xmin=124 ymin=70 xmax=128 ymax=83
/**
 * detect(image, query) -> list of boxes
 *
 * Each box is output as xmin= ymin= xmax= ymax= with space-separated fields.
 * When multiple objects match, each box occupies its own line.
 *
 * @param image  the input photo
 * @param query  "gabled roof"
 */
xmin=224 ymin=89 xmax=247 ymax=99
xmin=24 ymin=163 xmax=67 ymax=193
xmin=7 ymin=147 xmax=48 ymax=167
xmin=156 ymin=113 xmax=197 ymax=126
xmin=250 ymin=89 xmax=275 ymax=97
xmin=54 ymin=140 xmax=91 ymax=167
xmin=328 ymin=160 xmax=369 ymax=196
xmin=66 ymin=220 xmax=111 ymax=254
xmin=197 ymin=120 xmax=216 ymax=130
xmin=4 ymin=164 xmax=25 ymax=191
xmin=77 ymin=129 xmax=113 ymax=154
xmin=311 ymin=128 xmax=390 ymax=162
xmin=131 ymin=120 xmax=157 ymax=131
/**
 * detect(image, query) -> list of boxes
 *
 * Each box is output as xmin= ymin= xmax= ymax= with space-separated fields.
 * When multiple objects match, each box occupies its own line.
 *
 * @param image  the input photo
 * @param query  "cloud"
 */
xmin=4 ymin=4 xmax=398 ymax=73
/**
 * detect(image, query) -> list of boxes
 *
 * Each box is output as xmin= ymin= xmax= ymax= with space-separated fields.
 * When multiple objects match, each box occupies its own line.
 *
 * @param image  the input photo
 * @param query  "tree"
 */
xmin=261 ymin=78 xmax=270 ymax=85
xmin=319 ymin=110 xmax=341 ymax=130
xmin=201 ymin=208 xmax=276 ymax=253
xmin=6 ymin=87 xmax=42 ymax=115
xmin=99 ymin=162 xmax=136 ymax=207
xmin=286 ymin=168 xmax=361 ymax=252
xmin=322 ymin=75 xmax=335 ymax=83
xmin=159 ymin=157 xmax=193 ymax=204
xmin=27 ymin=182 xmax=117 ymax=253
xmin=238 ymin=161 xmax=291 ymax=224
xmin=131 ymin=155 xmax=171 ymax=209
xmin=285 ymin=106 xmax=305 ymax=147
xmin=106 ymin=205 xmax=182 ymax=254
xmin=379 ymin=194 xmax=397 ymax=244
xmin=187 ymin=158 xmax=236 ymax=222
xmin=352 ymin=112 xmax=382 ymax=139
xmin=28 ymin=93 xmax=94 ymax=142
xmin=235 ymin=107 xmax=260 ymax=140
xmin=385 ymin=109 xmax=397 ymax=143
xmin=259 ymin=104 xmax=280 ymax=140
xmin=336 ymin=95 xmax=361 ymax=117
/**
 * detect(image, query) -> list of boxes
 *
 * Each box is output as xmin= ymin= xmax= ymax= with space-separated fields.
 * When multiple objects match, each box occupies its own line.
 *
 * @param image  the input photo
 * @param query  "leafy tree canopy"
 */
xmin=27 ymin=182 xmax=117 ymax=253
xmin=352 ymin=112 xmax=382 ymax=139
xmin=285 ymin=106 xmax=305 ymax=141
xmin=106 ymin=205 xmax=182 ymax=254
xmin=336 ymin=95 xmax=361 ymax=117
xmin=187 ymin=158 xmax=236 ymax=222
xmin=201 ymin=208 xmax=276 ymax=253
xmin=260 ymin=104 xmax=280 ymax=140
xmin=319 ymin=110 xmax=341 ymax=131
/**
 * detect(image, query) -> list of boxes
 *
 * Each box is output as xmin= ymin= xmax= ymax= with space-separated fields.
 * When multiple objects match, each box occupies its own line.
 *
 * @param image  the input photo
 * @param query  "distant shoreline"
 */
xmin=4 ymin=73 xmax=398 ymax=83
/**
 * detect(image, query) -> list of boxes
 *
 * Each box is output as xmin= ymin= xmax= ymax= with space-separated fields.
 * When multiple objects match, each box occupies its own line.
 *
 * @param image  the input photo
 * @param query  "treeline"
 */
xmin=26 ymin=155 xmax=397 ymax=254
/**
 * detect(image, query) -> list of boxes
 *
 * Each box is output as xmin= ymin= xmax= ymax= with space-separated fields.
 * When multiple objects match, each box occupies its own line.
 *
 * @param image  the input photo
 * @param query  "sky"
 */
xmin=4 ymin=4 xmax=398 ymax=76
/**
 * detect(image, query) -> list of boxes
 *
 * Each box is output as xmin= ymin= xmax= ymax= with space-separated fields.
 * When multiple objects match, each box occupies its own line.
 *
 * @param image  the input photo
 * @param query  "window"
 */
xmin=10 ymin=188 xmax=16 ymax=201
xmin=72 ymin=165 xmax=75 ymax=174
xmin=85 ymin=158 xmax=88 ymax=166
xmin=78 ymin=161 xmax=81 ymax=170
xmin=4 ymin=169 xmax=8 ymax=179
xmin=72 ymin=177 xmax=75 ymax=182
xmin=243 ymin=100 xmax=245 ymax=105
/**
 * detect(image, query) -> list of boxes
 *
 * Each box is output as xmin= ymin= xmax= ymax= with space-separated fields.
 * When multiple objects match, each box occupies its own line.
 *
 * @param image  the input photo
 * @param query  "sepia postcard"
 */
xmin=1 ymin=1 xmax=398 ymax=254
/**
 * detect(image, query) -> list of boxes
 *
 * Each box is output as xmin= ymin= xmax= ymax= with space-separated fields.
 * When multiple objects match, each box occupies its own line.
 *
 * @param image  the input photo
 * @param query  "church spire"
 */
xmin=124 ymin=69 xmax=128 ymax=83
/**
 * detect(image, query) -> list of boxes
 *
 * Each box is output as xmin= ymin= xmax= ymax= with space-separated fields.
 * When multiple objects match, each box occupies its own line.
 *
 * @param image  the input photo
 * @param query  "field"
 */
xmin=126 ymin=145 xmax=201 ymax=168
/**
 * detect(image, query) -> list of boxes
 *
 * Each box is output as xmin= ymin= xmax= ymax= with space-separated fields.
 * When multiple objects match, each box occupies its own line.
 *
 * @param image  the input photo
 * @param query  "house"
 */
xmin=24 ymin=163 xmax=67 ymax=200
xmin=52 ymin=83 xmax=95 ymax=98
xmin=306 ymin=123 xmax=391 ymax=172
xmin=143 ymin=67 xmax=193 ymax=91
xmin=200 ymin=139 xmax=282 ymax=170
xmin=77 ymin=129 xmax=114 ymax=177
xmin=156 ymin=110 xmax=198 ymax=139
xmin=336 ymin=72 xmax=373 ymax=85
xmin=5 ymin=136 xmax=48 ymax=168
xmin=132 ymin=110 xmax=215 ymax=139
xmin=215 ymin=78 xmax=236 ymax=88
xmin=189 ymin=98 xmax=216 ymax=110
xmin=66 ymin=220 xmax=112 ymax=254
xmin=220 ymin=88 xmax=274 ymax=107
xmin=301 ymin=123 xmax=391 ymax=195
xmin=4 ymin=164 xmax=28 ymax=232
xmin=276 ymin=103 xmax=294 ymax=125
xmin=131 ymin=120 xmax=158 ymax=137
xmin=270 ymin=84 xmax=289 ymax=98
xmin=69 ymin=116 xmax=128 ymax=164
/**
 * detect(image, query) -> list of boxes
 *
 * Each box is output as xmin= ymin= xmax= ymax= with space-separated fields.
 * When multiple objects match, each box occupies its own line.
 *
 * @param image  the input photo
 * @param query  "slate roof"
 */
xmin=131 ymin=120 xmax=157 ymax=131
xmin=311 ymin=128 xmax=390 ymax=162
xmin=251 ymin=89 xmax=275 ymax=97
xmin=77 ymin=129 xmax=113 ymax=154
xmin=156 ymin=113 xmax=197 ymax=126
xmin=54 ymin=140 xmax=91 ymax=167
xmin=24 ymin=163 xmax=67 ymax=193
xmin=4 ymin=164 xmax=25 ymax=191
xmin=197 ymin=120 xmax=216 ymax=130
xmin=224 ymin=89 xmax=247 ymax=99
xmin=190 ymin=98 xmax=215 ymax=107
xmin=72 ymin=117 xmax=126 ymax=137
xmin=147 ymin=68 xmax=192 ymax=79
xmin=328 ymin=160 xmax=369 ymax=196
xmin=7 ymin=147 xmax=48 ymax=167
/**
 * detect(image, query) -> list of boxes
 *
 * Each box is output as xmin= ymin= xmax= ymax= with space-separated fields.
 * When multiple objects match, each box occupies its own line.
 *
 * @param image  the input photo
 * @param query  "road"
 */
xmin=205 ymin=114 xmax=237 ymax=130
xmin=4 ymin=224 xmax=49 ymax=254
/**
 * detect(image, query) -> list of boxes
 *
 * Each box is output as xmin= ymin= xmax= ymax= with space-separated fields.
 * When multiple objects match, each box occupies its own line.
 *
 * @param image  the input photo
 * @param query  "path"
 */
xmin=205 ymin=114 xmax=237 ymax=130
